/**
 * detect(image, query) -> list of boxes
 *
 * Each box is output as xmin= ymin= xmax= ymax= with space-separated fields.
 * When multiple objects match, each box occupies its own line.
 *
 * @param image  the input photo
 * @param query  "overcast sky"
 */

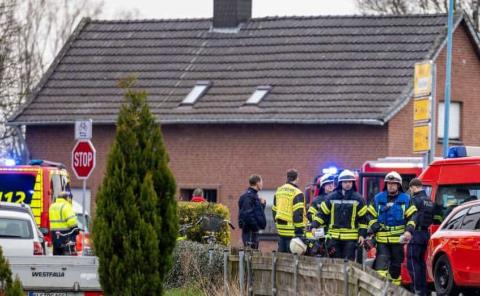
xmin=99 ymin=0 xmax=359 ymax=20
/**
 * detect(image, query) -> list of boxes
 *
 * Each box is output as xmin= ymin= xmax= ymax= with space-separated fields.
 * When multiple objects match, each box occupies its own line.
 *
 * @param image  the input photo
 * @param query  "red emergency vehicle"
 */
xmin=417 ymin=146 xmax=480 ymax=293
xmin=0 ymin=159 xmax=90 ymax=253
xmin=359 ymin=157 xmax=423 ymax=202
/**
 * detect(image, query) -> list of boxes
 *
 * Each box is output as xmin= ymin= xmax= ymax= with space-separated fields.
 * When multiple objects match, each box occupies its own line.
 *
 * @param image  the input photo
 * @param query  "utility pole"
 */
xmin=442 ymin=0 xmax=454 ymax=157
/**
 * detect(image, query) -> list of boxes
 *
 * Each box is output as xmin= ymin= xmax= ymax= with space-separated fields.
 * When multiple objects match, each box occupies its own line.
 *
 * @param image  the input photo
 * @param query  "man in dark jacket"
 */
xmin=407 ymin=178 xmax=439 ymax=296
xmin=238 ymin=174 xmax=266 ymax=249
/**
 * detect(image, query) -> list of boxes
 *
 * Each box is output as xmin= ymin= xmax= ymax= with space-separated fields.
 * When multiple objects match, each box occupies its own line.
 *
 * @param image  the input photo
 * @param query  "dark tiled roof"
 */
xmin=9 ymin=13 xmax=476 ymax=125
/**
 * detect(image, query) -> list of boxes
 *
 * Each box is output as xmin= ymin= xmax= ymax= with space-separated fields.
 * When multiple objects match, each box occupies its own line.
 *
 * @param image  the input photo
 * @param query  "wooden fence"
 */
xmin=226 ymin=251 xmax=412 ymax=296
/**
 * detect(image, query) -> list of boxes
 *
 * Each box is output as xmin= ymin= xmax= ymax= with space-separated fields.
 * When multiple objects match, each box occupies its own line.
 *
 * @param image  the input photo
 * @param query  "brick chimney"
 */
xmin=213 ymin=0 xmax=252 ymax=29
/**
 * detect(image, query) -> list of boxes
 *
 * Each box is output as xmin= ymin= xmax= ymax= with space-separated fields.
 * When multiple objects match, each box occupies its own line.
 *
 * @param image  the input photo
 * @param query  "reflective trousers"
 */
xmin=374 ymin=243 xmax=404 ymax=285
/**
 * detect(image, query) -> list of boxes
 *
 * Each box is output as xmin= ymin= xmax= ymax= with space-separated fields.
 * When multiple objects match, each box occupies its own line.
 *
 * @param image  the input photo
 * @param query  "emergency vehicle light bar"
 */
xmin=322 ymin=166 xmax=338 ymax=175
xmin=370 ymin=162 xmax=423 ymax=169
xmin=448 ymin=146 xmax=480 ymax=158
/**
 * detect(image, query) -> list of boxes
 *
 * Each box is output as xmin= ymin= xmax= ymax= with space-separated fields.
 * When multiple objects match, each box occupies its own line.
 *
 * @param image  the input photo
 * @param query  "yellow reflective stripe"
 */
xmin=292 ymin=203 xmax=304 ymax=211
xmin=320 ymin=202 xmax=330 ymax=214
xmin=367 ymin=205 xmax=377 ymax=217
xmin=330 ymin=203 xmax=335 ymax=227
xmin=350 ymin=202 xmax=357 ymax=229
xmin=375 ymin=236 xmax=401 ymax=244
xmin=405 ymin=205 xmax=417 ymax=217
xmin=308 ymin=206 xmax=318 ymax=216
xmin=377 ymin=229 xmax=404 ymax=236
xmin=358 ymin=223 xmax=367 ymax=229
xmin=328 ymin=232 xmax=359 ymax=240
xmin=368 ymin=219 xmax=377 ymax=227
xmin=434 ymin=215 xmax=443 ymax=221
xmin=313 ymin=216 xmax=324 ymax=225
xmin=272 ymin=205 xmax=277 ymax=211
xmin=293 ymin=222 xmax=305 ymax=227
xmin=357 ymin=205 xmax=368 ymax=217
xmin=407 ymin=221 xmax=416 ymax=228
xmin=377 ymin=270 xmax=388 ymax=279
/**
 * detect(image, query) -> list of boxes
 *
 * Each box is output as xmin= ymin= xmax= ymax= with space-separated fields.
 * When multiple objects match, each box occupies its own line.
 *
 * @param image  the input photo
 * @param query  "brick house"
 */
xmin=8 ymin=0 xmax=480 ymax=248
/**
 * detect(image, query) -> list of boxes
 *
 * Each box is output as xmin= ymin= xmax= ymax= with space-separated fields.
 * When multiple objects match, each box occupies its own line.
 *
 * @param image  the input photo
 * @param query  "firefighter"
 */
xmin=49 ymin=191 xmax=78 ymax=255
xmin=307 ymin=173 xmax=335 ymax=234
xmin=318 ymin=170 xmax=368 ymax=261
xmin=367 ymin=171 xmax=417 ymax=285
xmin=406 ymin=178 xmax=436 ymax=296
xmin=272 ymin=169 xmax=306 ymax=253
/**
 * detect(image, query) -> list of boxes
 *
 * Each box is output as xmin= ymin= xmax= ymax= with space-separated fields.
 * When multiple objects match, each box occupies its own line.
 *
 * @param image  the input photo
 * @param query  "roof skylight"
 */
xmin=181 ymin=81 xmax=211 ymax=105
xmin=245 ymin=86 xmax=272 ymax=105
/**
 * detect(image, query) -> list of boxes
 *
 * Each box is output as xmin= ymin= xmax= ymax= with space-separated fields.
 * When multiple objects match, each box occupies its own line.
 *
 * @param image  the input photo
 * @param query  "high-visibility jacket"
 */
xmin=307 ymin=193 xmax=327 ymax=229
xmin=367 ymin=191 xmax=417 ymax=244
xmin=272 ymin=183 xmax=305 ymax=237
xmin=49 ymin=198 xmax=78 ymax=231
xmin=319 ymin=190 xmax=368 ymax=240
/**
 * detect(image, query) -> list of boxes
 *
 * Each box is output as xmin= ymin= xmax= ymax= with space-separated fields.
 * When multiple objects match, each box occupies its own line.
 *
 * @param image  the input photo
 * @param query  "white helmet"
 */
xmin=289 ymin=237 xmax=307 ymax=255
xmin=338 ymin=169 xmax=356 ymax=182
xmin=385 ymin=171 xmax=402 ymax=184
xmin=320 ymin=173 xmax=335 ymax=187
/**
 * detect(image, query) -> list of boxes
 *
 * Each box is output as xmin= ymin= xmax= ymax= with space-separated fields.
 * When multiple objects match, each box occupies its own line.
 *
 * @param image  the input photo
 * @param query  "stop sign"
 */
xmin=72 ymin=140 xmax=96 ymax=179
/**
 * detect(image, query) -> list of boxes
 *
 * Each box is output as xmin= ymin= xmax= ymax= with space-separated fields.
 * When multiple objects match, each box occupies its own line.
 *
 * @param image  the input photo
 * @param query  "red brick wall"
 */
xmin=26 ymin=123 xmax=387 ymax=246
xmin=388 ymin=24 xmax=480 ymax=156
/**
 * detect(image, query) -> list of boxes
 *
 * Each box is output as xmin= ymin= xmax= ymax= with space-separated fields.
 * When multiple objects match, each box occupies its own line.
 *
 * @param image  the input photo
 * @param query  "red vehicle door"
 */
xmin=453 ymin=204 xmax=480 ymax=284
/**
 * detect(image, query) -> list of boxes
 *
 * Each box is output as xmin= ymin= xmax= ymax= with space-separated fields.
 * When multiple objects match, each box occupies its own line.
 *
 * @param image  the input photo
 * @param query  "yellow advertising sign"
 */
xmin=413 ymin=97 xmax=431 ymax=122
xmin=414 ymin=62 xmax=433 ymax=98
xmin=413 ymin=124 xmax=430 ymax=153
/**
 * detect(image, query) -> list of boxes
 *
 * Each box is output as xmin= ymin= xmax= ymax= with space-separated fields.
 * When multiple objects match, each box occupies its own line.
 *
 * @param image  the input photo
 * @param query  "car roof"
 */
xmin=447 ymin=199 xmax=480 ymax=218
xmin=0 ymin=210 xmax=32 ymax=220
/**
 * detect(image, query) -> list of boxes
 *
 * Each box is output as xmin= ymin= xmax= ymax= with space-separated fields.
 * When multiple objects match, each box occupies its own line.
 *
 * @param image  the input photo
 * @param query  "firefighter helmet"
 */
xmin=290 ymin=237 xmax=307 ymax=255
xmin=338 ymin=170 xmax=356 ymax=182
xmin=320 ymin=173 xmax=335 ymax=187
xmin=384 ymin=171 xmax=402 ymax=185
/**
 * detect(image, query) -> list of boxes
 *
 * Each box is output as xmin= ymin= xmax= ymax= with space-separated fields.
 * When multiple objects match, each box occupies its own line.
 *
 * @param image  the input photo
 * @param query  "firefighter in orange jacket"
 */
xmin=272 ymin=169 xmax=306 ymax=253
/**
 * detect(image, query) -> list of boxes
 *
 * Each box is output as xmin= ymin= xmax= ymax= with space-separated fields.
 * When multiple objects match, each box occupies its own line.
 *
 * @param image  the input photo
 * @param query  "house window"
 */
xmin=258 ymin=189 xmax=276 ymax=234
xmin=181 ymin=81 xmax=211 ymax=105
xmin=437 ymin=102 xmax=461 ymax=139
xmin=180 ymin=188 xmax=217 ymax=203
xmin=245 ymin=86 xmax=271 ymax=105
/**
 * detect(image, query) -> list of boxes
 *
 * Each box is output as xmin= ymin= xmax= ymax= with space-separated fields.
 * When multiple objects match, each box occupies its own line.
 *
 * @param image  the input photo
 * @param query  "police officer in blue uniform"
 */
xmin=407 ymin=178 xmax=436 ymax=296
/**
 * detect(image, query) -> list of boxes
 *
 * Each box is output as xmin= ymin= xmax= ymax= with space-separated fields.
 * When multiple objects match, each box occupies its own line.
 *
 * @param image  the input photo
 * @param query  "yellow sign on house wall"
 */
xmin=413 ymin=124 xmax=430 ymax=153
xmin=414 ymin=62 xmax=433 ymax=98
xmin=412 ymin=60 xmax=434 ymax=154
xmin=414 ymin=97 xmax=431 ymax=122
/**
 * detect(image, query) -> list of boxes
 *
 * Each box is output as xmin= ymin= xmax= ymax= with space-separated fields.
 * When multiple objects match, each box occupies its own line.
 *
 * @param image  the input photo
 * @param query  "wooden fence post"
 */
xmin=271 ymin=251 xmax=277 ymax=296
xmin=239 ymin=250 xmax=245 ymax=296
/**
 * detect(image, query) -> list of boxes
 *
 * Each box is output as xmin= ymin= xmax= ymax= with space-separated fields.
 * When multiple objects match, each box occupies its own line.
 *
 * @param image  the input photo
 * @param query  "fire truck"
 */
xmin=359 ymin=157 xmax=424 ymax=202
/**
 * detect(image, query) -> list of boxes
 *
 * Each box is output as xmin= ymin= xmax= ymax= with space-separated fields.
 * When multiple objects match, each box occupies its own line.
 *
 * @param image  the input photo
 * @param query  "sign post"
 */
xmin=72 ymin=132 xmax=95 ymax=254
xmin=412 ymin=61 xmax=436 ymax=168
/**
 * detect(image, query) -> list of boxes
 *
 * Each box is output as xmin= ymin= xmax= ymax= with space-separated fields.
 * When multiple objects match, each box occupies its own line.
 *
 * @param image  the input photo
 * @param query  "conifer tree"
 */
xmin=0 ymin=247 xmax=23 ymax=296
xmin=93 ymin=82 xmax=178 ymax=295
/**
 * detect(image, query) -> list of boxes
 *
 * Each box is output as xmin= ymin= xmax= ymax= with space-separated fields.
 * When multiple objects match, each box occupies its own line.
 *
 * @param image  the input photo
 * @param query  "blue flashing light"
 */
xmin=447 ymin=146 xmax=466 ymax=158
xmin=322 ymin=166 xmax=338 ymax=175
xmin=29 ymin=159 xmax=44 ymax=165
xmin=3 ymin=159 xmax=16 ymax=166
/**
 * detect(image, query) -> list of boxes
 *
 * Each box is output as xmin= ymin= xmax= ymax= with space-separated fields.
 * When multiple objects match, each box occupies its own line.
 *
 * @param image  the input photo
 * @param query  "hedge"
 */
xmin=178 ymin=201 xmax=231 ymax=246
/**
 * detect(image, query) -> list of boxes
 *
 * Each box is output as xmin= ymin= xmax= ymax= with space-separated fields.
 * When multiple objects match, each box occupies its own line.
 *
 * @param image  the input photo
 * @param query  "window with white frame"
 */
xmin=181 ymin=81 xmax=211 ymax=105
xmin=258 ymin=189 xmax=276 ymax=234
xmin=437 ymin=102 xmax=461 ymax=139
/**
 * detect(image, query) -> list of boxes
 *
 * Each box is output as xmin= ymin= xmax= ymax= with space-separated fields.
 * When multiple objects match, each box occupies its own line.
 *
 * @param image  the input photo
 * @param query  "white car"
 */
xmin=0 ymin=202 xmax=44 ymax=256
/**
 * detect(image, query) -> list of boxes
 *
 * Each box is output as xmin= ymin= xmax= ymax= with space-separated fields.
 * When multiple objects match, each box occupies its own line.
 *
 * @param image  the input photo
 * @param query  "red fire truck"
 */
xmin=359 ymin=157 xmax=424 ymax=202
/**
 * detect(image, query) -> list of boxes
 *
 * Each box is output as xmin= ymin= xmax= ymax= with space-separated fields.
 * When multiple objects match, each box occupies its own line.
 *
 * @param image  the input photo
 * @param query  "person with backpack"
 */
xmin=238 ymin=174 xmax=266 ymax=249
xmin=407 ymin=178 xmax=436 ymax=296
